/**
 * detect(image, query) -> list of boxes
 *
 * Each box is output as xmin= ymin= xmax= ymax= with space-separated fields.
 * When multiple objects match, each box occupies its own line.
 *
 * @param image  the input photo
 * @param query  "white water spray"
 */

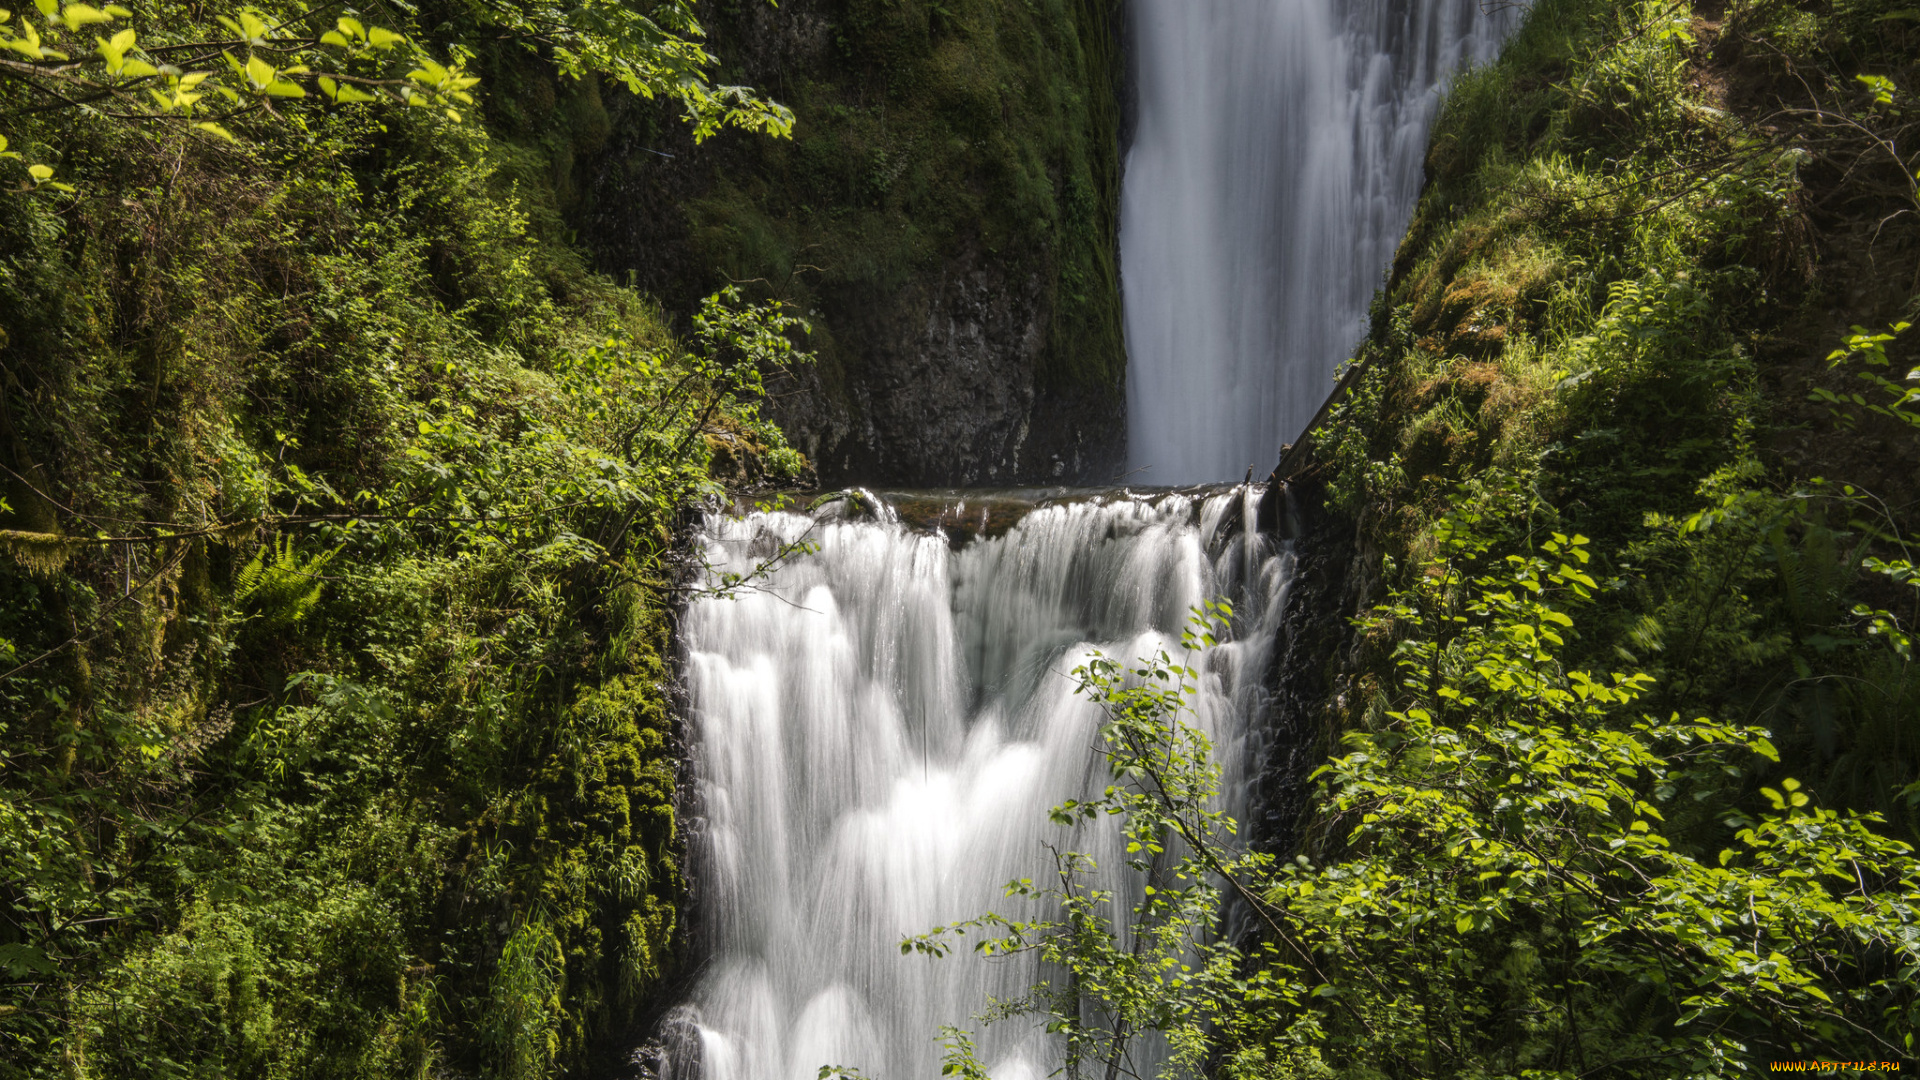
xmin=1121 ymin=0 xmax=1514 ymax=484
xmin=665 ymin=490 xmax=1291 ymax=1080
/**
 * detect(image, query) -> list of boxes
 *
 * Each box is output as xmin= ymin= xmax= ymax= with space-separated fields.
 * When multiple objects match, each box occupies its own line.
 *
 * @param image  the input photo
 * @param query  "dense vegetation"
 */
xmin=0 ymin=1 xmax=810 ymax=1076
xmin=920 ymin=0 xmax=1920 ymax=1076
xmin=1325 ymin=0 xmax=1919 ymax=839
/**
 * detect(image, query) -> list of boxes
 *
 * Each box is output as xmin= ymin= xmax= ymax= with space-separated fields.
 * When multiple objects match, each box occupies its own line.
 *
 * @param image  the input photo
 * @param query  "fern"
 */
xmin=233 ymin=536 xmax=336 ymax=629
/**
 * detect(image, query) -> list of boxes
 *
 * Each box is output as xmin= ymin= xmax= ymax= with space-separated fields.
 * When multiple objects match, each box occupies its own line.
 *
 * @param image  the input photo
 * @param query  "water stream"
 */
xmin=655 ymin=1 xmax=1520 ymax=1074
xmin=1121 ymin=0 xmax=1513 ymax=484
xmin=665 ymin=489 xmax=1290 ymax=1080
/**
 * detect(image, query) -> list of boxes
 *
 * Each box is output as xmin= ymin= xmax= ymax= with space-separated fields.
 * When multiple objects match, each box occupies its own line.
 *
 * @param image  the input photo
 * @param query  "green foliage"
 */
xmin=1309 ymin=0 xmax=1920 ymax=846
xmin=485 ymin=921 xmax=566 ymax=1080
xmin=233 ymin=535 xmax=334 ymax=631
xmin=469 ymin=0 xmax=791 ymax=140
xmin=1812 ymin=321 xmax=1920 ymax=434
xmin=0 ymin=259 xmax=810 ymax=1072
xmin=0 ymin=0 xmax=789 ymax=190
xmin=0 ymin=0 xmax=481 ymax=183
xmin=0 ymin=0 xmax=811 ymax=1070
xmin=921 ymin=508 xmax=1920 ymax=1078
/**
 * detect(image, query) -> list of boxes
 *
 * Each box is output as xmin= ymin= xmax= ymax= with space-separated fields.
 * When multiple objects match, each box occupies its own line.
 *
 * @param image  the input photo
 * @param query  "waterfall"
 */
xmin=648 ymin=2 xmax=1529 ymax=1074
xmin=665 ymin=489 xmax=1293 ymax=1080
xmin=1120 ymin=0 xmax=1515 ymax=484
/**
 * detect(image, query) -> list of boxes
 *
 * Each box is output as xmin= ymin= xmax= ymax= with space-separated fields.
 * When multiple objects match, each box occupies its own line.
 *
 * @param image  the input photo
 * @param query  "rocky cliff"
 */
xmin=584 ymin=0 xmax=1129 ymax=486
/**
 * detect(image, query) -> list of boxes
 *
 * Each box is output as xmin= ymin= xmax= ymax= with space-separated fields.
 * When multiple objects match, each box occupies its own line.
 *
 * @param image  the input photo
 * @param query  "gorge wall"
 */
xmin=584 ymin=0 xmax=1129 ymax=487
xmin=1293 ymin=0 xmax=1920 ymax=843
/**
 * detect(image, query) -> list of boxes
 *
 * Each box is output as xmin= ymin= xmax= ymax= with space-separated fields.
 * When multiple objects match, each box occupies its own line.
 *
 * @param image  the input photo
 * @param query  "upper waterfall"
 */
xmin=1120 ymin=0 xmax=1513 ymax=484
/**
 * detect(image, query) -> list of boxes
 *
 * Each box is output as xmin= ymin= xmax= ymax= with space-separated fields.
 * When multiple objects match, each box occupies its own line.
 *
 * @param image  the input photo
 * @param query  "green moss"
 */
xmin=680 ymin=0 xmax=1126 ymax=395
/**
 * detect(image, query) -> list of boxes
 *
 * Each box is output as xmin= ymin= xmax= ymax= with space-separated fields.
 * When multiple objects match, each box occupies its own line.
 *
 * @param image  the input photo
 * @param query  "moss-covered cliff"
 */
xmin=585 ymin=0 xmax=1129 ymax=486
xmin=1292 ymin=0 xmax=1919 ymax=857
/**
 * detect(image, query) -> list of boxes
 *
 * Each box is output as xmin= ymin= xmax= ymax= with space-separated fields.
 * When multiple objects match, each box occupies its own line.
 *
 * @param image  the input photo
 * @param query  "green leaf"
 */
xmin=245 ymin=53 xmax=274 ymax=88
xmin=366 ymin=25 xmax=402 ymax=48
xmin=1857 ymin=74 xmax=1897 ymax=106
xmin=408 ymin=58 xmax=447 ymax=85
xmin=3 ymin=14 xmax=45 ymax=55
xmin=194 ymin=121 xmax=235 ymax=142
xmin=0 ymin=943 xmax=54 ymax=976
xmin=27 ymin=162 xmax=52 ymax=180
xmin=60 ymin=2 xmax=113 ymax=30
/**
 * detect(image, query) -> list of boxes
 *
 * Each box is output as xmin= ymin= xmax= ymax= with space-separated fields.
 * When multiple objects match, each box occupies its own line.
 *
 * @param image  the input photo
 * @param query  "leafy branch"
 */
xmin=0 ymin=1 xmax=480 ymax=187
xmin=910 ymin=495 xmax=1920 ymax=1077
xmin=0 ymin=0 xmax=795 ymax=191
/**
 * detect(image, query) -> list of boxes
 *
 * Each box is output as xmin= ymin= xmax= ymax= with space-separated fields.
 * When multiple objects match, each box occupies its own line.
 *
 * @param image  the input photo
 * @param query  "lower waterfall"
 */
xmin=664 ymin=488 xmax=1293 ymax=1080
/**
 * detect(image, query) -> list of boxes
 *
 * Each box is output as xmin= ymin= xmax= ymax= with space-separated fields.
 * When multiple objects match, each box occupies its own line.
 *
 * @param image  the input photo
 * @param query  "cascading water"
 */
xmin=652 ymin=2 xmax=1525 ymax=1075
xmin=1121 ymin=0 xmax=1514 ymax=484
xmin=665 ymin=490 xmax=1292 ymax=1080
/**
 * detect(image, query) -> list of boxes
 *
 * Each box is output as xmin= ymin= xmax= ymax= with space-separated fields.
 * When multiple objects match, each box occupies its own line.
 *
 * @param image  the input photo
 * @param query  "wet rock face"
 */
xmin=1251 ymin=477 xmax=1361 ymax=855
xmin=774 ymin=254 xmax=1123 ymax=486
xmin=581 ymin=0 xmax=1129 ymax=489
xmin=828 ymin=260 xmax=1050 ymax=484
